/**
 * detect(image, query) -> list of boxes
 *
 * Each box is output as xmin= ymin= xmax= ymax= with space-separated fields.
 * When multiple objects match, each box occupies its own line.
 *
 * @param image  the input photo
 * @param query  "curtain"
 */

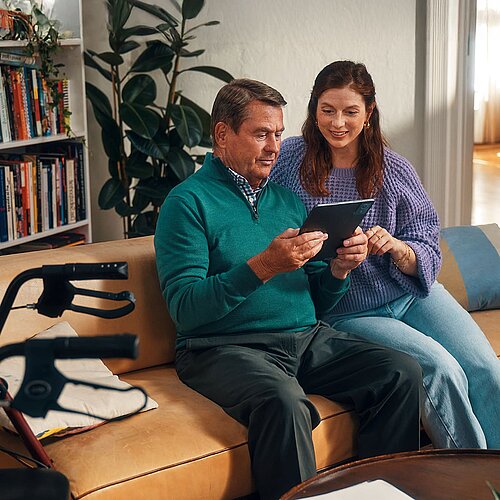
xmin=474 ymin=0 xmax=500 ymax=144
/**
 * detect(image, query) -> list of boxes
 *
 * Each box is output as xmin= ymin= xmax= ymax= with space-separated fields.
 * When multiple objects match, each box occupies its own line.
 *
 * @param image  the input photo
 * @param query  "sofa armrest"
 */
xmin=438 ymin=223 xmax=500 ymax=312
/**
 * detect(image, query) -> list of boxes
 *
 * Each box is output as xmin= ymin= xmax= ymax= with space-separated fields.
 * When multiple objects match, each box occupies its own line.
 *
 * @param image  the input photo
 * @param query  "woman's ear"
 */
xmin=213 ymin=122 xmax=228 ymax=149
xmin=367 ymin=103 xmax=376 ymax=122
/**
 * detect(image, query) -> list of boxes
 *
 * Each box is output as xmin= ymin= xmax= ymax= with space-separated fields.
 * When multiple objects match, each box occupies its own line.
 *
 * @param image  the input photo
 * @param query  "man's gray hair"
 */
xmin=211 ymin=79 xmax=287 ymax=142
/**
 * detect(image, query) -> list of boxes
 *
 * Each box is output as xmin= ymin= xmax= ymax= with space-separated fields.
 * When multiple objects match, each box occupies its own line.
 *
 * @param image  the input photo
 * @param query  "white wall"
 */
xmin=83 ymin=0 xmax=425 ymax=242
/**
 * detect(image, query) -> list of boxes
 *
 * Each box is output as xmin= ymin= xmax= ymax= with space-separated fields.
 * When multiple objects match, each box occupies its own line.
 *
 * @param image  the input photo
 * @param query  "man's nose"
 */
xmin=265 ymin=136 xmax=280 ymax=153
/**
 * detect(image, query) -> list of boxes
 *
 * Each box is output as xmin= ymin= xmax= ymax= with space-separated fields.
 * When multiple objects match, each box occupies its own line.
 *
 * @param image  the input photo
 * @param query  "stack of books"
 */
xmin=0 ymin=51 xmax=70 ymax=143
xmin=0 ymin=142 xmax=86 ymax=243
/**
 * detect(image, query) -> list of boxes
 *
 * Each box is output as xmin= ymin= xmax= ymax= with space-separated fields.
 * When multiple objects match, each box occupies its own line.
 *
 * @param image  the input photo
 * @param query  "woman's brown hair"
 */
xmin=300 ymin=61 xmax=387 ymax=197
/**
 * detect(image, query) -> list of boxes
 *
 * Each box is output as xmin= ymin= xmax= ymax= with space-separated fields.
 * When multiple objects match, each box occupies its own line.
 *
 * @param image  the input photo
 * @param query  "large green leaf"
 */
xmin=182 ymin=0 xmax=204 ymax=19
xmin=115 ymin=200 xmax=135 ymax=216
xmin=101 ymin=119 xmax=122 ymax=161
xmin=127 ymin=0 xmax=178 ymax=27
xmin=167 ymin=147 xmax=195 ymax=180
xmin=135 ymin=178 xmax=172 ymax=199
xmin=118 ymin=40 xmax=140 ymax=54
xmin=126 ymin=130 xmax=170 ymax=160
xmin=96 ymin=51 xmax=124 ymax=65
xmin=85 ymin=82 xmax=114 ymax=128
xmin=179 ymin=94 xmax=211 ymax=144
xmin=126 ymin=155 xmax=154 ymax=179
xmin=120 ymin=103 xmax=160 ymax=139
xmin=171 ymin=104 xmax=203 ymax=147
xmin=132 ymin=190 xmax=151 ymax=212
xmin=179 ymin=65 xmax=233 ymax=83
xmin=108 ymin=0 xmax=132 ymax=33
xmin=98 ymin=178 xmax=126 ymax=209
xmin=179 ymin=48 xmax=204 ymax=58
xmin=84 ymin=52 xmax=113 ymax=81
xmin=121 ymin=25 xmax=158 ymax=38
xmin=130 ymin=41 xmax=174 ymax=73
xmin=108 ymin=158 xmax=119 ymax=178
xmin=184 ymin=20 xmax=219 ymax=35
xmin=130 ymin=210 xmax=156 ymax=237
xmin=122 ymin=74 xmax=156 ymax=105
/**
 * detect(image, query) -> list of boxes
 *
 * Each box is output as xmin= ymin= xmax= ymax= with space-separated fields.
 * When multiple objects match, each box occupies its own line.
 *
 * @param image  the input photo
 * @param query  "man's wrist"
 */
xmin=330 ymin=262 xmax=351 ymax=280
xmin=247 ymin=253 xmax=275 ymax=283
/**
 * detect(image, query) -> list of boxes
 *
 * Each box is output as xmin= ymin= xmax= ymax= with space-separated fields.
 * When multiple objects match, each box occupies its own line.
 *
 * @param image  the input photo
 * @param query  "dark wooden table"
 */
xmin=282 ymin=449 xmax=500 ymax=500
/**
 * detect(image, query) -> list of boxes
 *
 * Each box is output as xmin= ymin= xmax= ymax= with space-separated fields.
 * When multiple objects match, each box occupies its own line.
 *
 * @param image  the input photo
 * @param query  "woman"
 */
xmin=270 ymin=60 xmax=500 ymax=449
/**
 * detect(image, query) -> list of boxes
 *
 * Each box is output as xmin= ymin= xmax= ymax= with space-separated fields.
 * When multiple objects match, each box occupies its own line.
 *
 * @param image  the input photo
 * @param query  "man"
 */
xmin=155 ymin=79 xmax=421 ymax=499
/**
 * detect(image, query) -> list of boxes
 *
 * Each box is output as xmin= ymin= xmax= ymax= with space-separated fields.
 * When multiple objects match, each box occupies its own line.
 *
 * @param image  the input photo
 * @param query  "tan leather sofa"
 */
xmin=0 ymin=235 xmax=498 ymax=499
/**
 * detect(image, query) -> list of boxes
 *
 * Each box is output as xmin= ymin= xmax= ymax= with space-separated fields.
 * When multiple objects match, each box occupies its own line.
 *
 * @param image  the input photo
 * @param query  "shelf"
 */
xmin=0 ymin=1 xmax=91 ymax=252
xmin=0 ymin=38 xmax=82 ymax=48
xmin=0 ymin=133 xmax=85 ymax=151
xmin=0 ymin=220 xmax=89 ymax=251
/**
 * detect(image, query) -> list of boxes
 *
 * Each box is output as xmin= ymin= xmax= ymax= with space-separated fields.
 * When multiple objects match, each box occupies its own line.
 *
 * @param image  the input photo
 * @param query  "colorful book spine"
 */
xmin=0 ymin=166 xmax=7 ymax=242
xmin=20 ymin=66 xmax=34 ymax=139
xmin=31 ymin=68 xmax=42 ymax=137
xmin=0 ymin=70 xmax=11 ymax=143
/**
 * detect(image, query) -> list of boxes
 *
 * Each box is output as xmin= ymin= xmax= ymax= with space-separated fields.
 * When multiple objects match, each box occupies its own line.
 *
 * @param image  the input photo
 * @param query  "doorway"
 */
xmin=472 ymin=0 xmax=500 ymax=225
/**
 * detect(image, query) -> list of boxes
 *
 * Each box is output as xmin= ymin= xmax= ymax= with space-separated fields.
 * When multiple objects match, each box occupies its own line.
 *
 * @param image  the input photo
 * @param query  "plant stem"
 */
xmin=166 ymin=18 xmax=186 ymax=109
xmin=113 ymin=63 xmax=131 ymax=238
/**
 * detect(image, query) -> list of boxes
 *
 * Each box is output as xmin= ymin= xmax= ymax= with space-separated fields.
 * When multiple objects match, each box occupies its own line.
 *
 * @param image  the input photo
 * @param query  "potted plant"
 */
xmin=85 ymin=0 xmax=233 ymax=238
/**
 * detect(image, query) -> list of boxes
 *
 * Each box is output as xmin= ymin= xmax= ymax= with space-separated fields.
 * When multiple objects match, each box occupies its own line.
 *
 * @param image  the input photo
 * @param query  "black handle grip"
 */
xmin=43 ymin=334 xmax=138 ymax=359
xmin=40 ymin=263 xmax=128 ymax=281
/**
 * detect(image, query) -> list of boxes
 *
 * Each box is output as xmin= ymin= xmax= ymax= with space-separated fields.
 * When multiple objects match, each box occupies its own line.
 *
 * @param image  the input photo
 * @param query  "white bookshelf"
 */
xmin=0 ymin=0 xmax=91 ymax=252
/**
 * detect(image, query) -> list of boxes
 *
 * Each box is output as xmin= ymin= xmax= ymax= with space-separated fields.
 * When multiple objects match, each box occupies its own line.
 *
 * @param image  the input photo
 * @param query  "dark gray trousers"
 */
xmin=175 ymin=323 xmax=422 ymax=500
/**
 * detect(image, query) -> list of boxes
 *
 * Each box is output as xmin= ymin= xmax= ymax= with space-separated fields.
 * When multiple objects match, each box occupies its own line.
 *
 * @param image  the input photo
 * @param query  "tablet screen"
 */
xmin=299 ymin=199 xmax=374 ymax=261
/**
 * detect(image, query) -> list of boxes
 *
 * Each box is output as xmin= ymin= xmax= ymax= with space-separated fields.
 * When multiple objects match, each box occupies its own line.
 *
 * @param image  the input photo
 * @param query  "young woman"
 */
xmin=270 ymin=60 xmax=500 ymax=449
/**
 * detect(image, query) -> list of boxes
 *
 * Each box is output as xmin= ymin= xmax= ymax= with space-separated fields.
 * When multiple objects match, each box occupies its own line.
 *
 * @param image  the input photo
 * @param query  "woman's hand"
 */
xmin=365 ymin=226 xmax=418 ymax=276
xmin=331 ymin=226 xmax=368 ymax=279
xmin=365 ymin=225 xmax=405 ymax=257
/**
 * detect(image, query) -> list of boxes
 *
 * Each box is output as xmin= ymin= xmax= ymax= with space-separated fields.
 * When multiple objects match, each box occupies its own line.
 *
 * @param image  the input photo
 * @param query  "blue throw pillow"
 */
xmin=440 ymin=224 xmax=500 ymax=312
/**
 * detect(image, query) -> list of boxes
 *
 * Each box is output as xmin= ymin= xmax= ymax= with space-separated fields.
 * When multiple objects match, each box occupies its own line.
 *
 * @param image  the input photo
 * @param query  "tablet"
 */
xmin=299 ymin=199 xmax=375 ymax=261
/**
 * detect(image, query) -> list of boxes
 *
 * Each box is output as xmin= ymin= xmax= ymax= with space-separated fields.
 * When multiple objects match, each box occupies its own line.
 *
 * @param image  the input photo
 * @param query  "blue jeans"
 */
xmin=326 ymin=282 xmax=500 ymax=449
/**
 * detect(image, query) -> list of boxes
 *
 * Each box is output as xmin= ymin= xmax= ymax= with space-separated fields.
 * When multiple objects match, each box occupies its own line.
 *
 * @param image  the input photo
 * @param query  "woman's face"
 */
xmin=315 ymin=86 xmax=371 ymax=158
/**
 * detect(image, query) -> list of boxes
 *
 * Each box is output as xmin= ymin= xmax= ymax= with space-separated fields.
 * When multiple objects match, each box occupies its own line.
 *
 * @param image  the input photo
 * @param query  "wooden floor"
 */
xmin=472 ymin=143 xmax=500 ymax=225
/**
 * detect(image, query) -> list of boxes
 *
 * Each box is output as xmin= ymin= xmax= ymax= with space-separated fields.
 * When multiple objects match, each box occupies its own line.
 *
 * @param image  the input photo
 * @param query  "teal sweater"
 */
xmin=154 ymin=154 xmax=349 ymax=348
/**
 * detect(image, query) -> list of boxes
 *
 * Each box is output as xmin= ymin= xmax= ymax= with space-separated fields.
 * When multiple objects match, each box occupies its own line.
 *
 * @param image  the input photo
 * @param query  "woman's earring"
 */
xmin=364 ymin=121 xmax=371 ymax=129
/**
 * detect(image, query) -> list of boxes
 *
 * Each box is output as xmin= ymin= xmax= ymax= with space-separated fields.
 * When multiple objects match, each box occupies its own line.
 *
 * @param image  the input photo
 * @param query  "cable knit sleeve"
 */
xmin=385 ymin=153 xmax=442 ymax=296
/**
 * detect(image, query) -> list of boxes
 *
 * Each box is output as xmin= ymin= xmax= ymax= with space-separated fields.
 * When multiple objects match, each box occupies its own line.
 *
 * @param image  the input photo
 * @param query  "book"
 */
xmin=0 ymin=51 xmax=36 ymax=66
xmin=0 ymin=166 xmax=7 ymax=242
xmin=4 ymin=165 xmax=14 ymax=240
xmin=31 ymin=68 xmax=42 ymax=136
xmin=0 ymin=70 xmax=11 ymax=143
xmin=66 ymin=158 xmax=76 ymax=224
xmin=1 ymin=231 xmax=85 ymax=254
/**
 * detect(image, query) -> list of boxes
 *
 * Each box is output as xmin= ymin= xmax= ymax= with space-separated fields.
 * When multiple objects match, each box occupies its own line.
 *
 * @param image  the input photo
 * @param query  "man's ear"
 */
xmin=213 ymin=122 xmax=228 ymax=149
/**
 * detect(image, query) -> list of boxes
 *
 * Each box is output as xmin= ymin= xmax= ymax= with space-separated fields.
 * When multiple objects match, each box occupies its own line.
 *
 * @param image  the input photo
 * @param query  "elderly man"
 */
xmin=154 ymin=79 xmax=421 ymax=499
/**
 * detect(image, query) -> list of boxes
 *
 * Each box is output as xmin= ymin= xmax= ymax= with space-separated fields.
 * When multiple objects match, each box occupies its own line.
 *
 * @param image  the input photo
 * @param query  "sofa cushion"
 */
xmin=439 ymin=224 xmax=500 ymax=311
xmin=0 ymin=365 xmax=357 ymax=499
xmin=471 ymin=310 xmax=500 ymax=358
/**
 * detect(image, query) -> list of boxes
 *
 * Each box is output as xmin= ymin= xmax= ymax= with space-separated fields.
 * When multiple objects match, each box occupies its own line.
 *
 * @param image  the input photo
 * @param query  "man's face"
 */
xmin=216 ymin=101 xmax=284 ymax=189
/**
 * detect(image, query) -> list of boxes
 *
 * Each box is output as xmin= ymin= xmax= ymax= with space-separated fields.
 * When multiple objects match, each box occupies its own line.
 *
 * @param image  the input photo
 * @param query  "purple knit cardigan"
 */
xmin=270 ymin=136 xmax=442 ymax=315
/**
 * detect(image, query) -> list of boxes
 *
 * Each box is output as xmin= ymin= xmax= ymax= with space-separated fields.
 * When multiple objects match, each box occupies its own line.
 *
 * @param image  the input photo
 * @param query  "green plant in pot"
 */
xmin=85 ymin=0 xmax=233 ymax=238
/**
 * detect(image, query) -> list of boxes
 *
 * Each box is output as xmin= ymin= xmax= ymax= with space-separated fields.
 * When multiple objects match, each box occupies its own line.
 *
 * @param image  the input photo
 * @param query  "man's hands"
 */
xmin=247 ymin=228 xmax=327 ymax=283
xmin=331 ymin=226 xmax=368 ymax=279
xmin=248 ymin=226 xmax=369 ymax=283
